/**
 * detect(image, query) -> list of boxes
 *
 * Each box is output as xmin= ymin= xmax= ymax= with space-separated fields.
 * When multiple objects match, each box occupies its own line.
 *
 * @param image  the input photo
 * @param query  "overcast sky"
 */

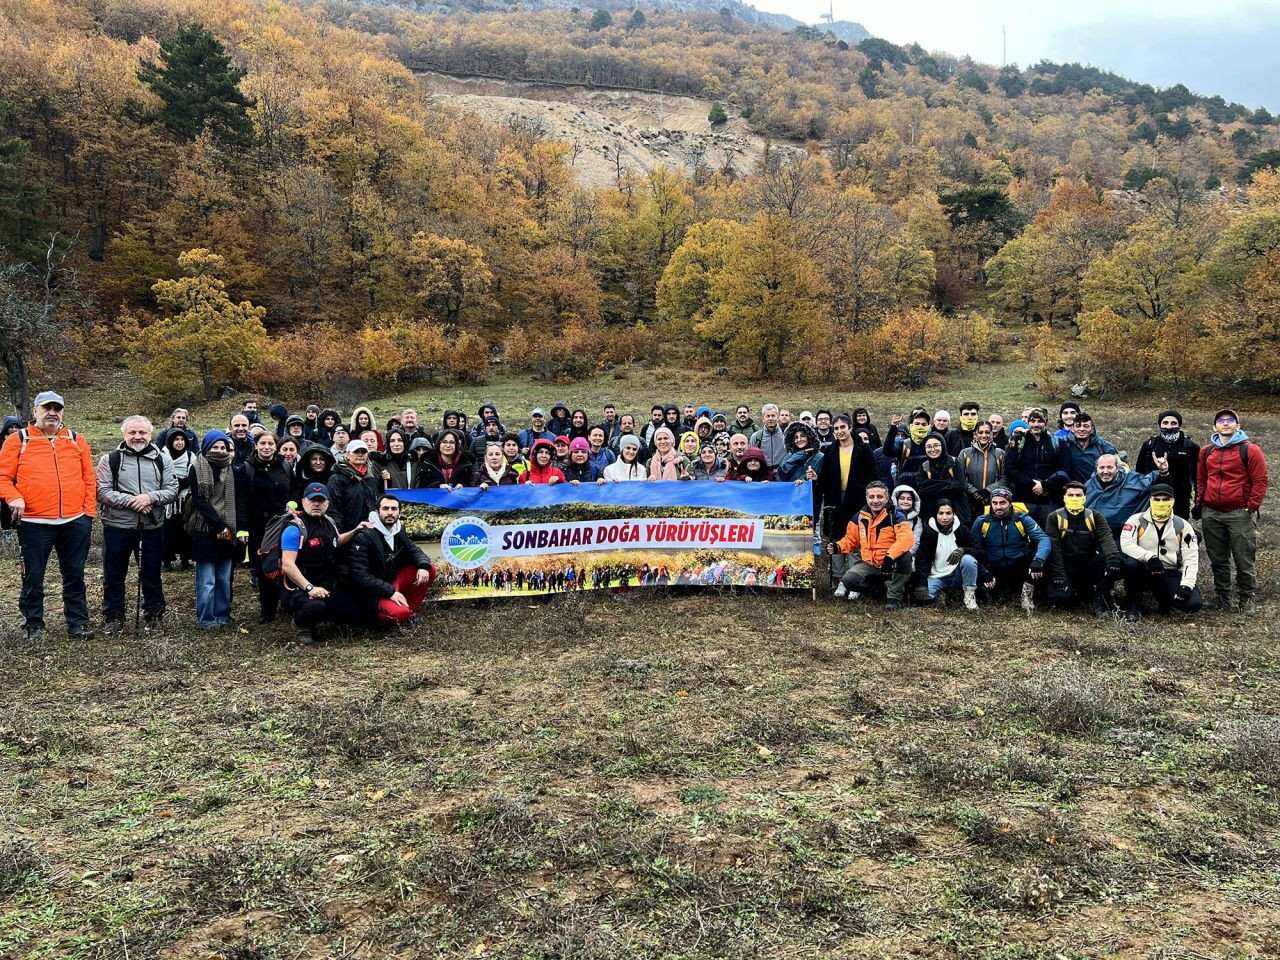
xmin=753 ymin=1 xmax=1279 ymax=110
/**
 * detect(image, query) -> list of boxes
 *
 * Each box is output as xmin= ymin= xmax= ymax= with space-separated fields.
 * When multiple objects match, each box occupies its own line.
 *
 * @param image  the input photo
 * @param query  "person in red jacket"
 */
xmin=0 ymin=391 xmax=97 ymax=641
xmin=519 ymin=438 xmax=564 ymax=485
xmin=1195 ymin=408 xmax=1269 ymax=611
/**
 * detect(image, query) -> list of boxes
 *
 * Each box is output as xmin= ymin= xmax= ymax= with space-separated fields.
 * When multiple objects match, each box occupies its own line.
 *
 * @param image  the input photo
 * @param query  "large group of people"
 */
xmin=0 ymin=391 xmax=1268 ymax=641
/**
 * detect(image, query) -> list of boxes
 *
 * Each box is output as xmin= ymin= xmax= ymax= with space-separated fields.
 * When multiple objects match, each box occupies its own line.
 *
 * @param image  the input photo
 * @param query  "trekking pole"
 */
xmin=813 ymin=506 xmax=832 ymax=602
xmin=134 ymin=514 xmax=143 ymax=636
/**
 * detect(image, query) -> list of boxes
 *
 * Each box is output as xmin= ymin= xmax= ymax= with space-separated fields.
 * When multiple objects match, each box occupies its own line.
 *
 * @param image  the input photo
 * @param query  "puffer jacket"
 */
xmin=970 ymin=510 xmax=1050 ymax=570
xmin=326 ymin=459 xmax=385 ymax=534
xmin=95 ymin=442 xmax=179 ymax=530
xmin=1044 ymin=507 xmax=1120 ymax=582
xmin=891 ymin=484 xmax=924 ymax=556
xmin=0 ymin=424 xmax=97 ymax=521
xmin=1120 ymin=508 xmax=1199 ymax=589
xmin=835 ymin=505 xmax=915 ymax=566
xmin=958 ymin=445 xmax=1005 ymax=500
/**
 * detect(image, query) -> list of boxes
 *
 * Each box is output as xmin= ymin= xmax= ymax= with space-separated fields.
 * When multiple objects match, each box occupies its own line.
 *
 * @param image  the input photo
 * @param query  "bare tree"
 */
xmin=0 ymin=234 xmax=88 ymax=415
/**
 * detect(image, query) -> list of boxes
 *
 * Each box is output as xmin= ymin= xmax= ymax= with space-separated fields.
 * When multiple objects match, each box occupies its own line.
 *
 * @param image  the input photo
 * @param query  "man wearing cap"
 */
xmin=1119 ymin=484 xmax=1202 ymax=620
xmin=0 ymin=391 xmax=97 ymax=641
xmin=326 ymin=439 xmax=385 ymax=535
xmin=1136 ymin=411 xmax=1199 ymax=519
xmin=468 ymin=416 xmax=505 ymax=459
xmin=280 ymin=483 xmax=366 ymax=641
xmin=519 ymin=409 xmax=555 ymax=455
xmin=970 ymin=485 xmax=1050 ymax=613
xmin=1196 ymin=408 xmax=1269 ymax=611
xmin=1006 ymin=407 xmax=1071 ymax=526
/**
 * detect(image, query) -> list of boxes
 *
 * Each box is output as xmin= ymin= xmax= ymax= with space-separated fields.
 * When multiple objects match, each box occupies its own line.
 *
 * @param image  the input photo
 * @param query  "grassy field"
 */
xmin=2 ymin=364 xmax=1278 ymax=958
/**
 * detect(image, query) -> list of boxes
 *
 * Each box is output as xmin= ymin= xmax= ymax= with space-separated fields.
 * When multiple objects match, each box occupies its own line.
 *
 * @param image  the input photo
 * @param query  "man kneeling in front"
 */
xmin=348 ymin=493 xmax=436 ymax=626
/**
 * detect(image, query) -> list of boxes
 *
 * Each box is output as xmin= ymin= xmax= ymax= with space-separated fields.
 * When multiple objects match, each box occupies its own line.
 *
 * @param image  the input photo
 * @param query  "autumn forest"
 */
xmin=3 ymin=0 xmax=1280 ymax=410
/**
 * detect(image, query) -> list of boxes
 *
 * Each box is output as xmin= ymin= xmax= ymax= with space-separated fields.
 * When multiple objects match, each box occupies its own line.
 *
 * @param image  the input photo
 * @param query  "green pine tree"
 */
xmin=138 ymin=23 xmax=255 ymax=146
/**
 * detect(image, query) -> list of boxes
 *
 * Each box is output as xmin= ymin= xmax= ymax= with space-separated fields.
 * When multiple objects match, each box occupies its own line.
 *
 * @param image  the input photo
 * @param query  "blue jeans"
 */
xmin=18 ymin=515 xmax=92 ymax=631
xmin=102 ymin=525 xmax=165 ymax=622
xmin=195 ymin=558 xmax=233 ymax=628
xmin=927 ymin=554 xmax=978 ymax=598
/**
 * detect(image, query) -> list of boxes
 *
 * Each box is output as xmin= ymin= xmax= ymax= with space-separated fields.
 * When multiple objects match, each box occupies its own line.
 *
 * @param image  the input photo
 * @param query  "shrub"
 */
xmin=1011 ymin=663 xmax=1118 ymax=733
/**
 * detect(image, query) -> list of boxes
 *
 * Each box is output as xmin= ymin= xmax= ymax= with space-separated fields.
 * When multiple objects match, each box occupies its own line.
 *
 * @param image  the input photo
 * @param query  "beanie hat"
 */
xmin=619 ymin=434 xmax=641 ymax=450
xmin=568 ymin=437 xmax=590 ymax=452
xmin=1157 ymin=410 xmax=1182 ymax=426
xmin=1009 ymin=420 xmax=1030 ymax=433
xmin=1059 ymin=401 xmax=1081 ymax=414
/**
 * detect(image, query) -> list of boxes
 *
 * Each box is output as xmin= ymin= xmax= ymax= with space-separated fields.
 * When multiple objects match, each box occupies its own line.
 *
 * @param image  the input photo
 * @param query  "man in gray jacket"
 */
xmin=96 ymin=415 xmax=179 ymax=633
xmin=750 ymin=404 xmax=787 ymax=469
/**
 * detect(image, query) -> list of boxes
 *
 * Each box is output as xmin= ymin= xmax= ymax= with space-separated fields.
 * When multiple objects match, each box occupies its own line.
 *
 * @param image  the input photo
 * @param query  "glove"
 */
xmin=947 ymin=548 xmax=965 ymax=564
xmin=978 ymin=488 xmax=992 ymax=503
xmin=1029 ymin=559 xmax=1044 ymax=574
xmin=1191 ymin=505 xmax=1202 ymax=520
xmin=1052 ymin=579 xmax=1070 ymax=595
xmin=1147 ymin=556 xmax=1163 ymax=573
xmin=1175 ymin=586 xmax=1192 ymax=601
xmin=1105 ymin=558 xmax=1123 ymax=575
xmin=881 ymin=556 xmax=896 ymax=574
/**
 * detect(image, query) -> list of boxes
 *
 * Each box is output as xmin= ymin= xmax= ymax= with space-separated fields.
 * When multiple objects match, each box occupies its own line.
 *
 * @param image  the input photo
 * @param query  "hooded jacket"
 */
xmin=1085 ymin=468 xmax=1162 ymax=534
xmin=727 ymin=447 xmax=773 ymax=482
xmin=269 ymin=403 xmax=290 ymax=437
xmin=380 ymin=429 xmax=418 ymax=489
xmin=326 ymin=458 xmax=385 ymax=534
xmin=915 ymin=440 xmax=969 ymax=525
xmin=970 ymin=509 xmax=1051 ymax=570
xmin=308 ymin=408 xmax=341 ymax=447
xmin=349 ymin=406 xmax=384 ymax=451
xmin=1006 ymin=430 xmax=1071 ymax=507
xmin=521 ymin=439 xmax=566 ymax=485
xmin=546 ymin=404 xmax=571 ymax=437
xmin=95 ymin=441 xmax=179 ymax=530
xmin=1196 ymin=428 xmax=1268 ymax=513
xmin=293 ymin=447 xmax=335 ymax=500
xmin=348 ymin=512 xmax=433 ymax=603
xmin=0 ymin=422 xmax=97 ymax=522
xmin=835 ymin=504 xmax=915 ymax=566
xmin=890 ymin=484 xmax=924 ymax=557
xmin=775 ymin=423 xmax=824 ymax=483
xmin=1135 ymin=428 xmax=1199 ymax=512
xmin=1045 ymin=506 xmax=1120 ymax=583
xmin=238 ymin=452 xmax=293 ymax=536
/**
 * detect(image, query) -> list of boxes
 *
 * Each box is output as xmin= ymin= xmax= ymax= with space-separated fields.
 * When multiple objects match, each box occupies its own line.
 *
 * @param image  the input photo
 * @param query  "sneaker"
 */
xmin=845 ymin=590 xmax=860 ymax=602
xmin=833 ymin=583 xmax=848 ymax=598
xmin=102 ymin=620 xmax=124 ymax=637
xmin=68 ymin=626 xmax=94 ymax=640
xmin=963 ymin=586 xmax=978 ymax=611
xmin=1020 ymin=582 xmax=1036 ymax=614
xmin=884 ymin=599 xmax=902 ymax=611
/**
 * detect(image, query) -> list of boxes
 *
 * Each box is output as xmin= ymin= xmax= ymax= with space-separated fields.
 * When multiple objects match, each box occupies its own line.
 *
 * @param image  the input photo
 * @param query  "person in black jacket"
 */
xmin=326 ymin=440 xmax=385 ymax=534
xmin=238 ymin=432 xmax=293 ymax=623
xmin=816 ymin=414 xmax=879 ymax=577
xmin=1005 ymin=408 xmax=1071 ymax=526
xmin=1044 ymin=479 xmax=1123 ymax=618
xmin=1134 ymin=410 xmax=1199 ymax=519
xmin=347 ymin=493 xmax=436 ymax=626
xmin=912 ymin=500 xmax=984 ymax=608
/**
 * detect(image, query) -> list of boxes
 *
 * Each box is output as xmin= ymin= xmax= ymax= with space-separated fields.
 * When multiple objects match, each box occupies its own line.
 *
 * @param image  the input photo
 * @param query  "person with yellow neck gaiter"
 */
xmin=947 ymin=402 xmax=983 ymax=456
xmin=1118 ymin=484 xmax=1202 ymax=621
xmin=1045 ymin=479 xmax=1123 ymax=618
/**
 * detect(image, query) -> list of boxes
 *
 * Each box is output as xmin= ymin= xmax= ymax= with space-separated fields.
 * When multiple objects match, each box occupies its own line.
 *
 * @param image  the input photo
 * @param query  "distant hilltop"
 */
xmin=397 ymin=0 xmax=871 ymax=43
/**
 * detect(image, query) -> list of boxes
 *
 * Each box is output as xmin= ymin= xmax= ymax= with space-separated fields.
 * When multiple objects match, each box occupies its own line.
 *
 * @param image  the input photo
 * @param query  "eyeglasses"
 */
xmin=1216 ymin=416 xmax=1237 ymax=425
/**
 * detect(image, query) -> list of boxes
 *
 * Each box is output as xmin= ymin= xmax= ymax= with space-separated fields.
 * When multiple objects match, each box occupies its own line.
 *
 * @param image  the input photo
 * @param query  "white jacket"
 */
xmin=1120 ymin=509 xmax=1199 ymax=589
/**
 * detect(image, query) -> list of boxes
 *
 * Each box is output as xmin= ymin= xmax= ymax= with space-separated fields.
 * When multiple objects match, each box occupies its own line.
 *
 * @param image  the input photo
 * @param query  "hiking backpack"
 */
xmin=257 ymin=510 xmax=340 ymax=584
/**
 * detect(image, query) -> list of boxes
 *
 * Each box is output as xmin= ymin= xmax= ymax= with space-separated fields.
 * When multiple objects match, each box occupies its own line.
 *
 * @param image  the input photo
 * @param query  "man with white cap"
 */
xmin=0 ymin=390 xmax=97 ymax=641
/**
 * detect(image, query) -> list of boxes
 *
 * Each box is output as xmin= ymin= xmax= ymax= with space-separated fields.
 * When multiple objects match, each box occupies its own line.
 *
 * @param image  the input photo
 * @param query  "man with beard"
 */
xmin=348 ymin=493 xmax=436 ymax=626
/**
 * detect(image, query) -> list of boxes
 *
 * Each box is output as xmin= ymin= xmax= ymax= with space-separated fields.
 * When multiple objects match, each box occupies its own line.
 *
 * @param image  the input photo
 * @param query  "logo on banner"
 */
xmin=441 ymin=516 xmax=492 ymax=569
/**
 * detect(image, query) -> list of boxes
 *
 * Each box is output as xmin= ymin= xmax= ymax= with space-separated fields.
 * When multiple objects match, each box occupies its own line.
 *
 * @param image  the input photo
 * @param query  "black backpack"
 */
xmin=258 ymin=510 xmax=338 ymax=584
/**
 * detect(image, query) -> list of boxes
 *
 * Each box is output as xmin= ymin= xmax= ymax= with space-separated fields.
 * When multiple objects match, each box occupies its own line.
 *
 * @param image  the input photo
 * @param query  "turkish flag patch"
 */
xmin=309 ymin=537 xmax=321 ymax=547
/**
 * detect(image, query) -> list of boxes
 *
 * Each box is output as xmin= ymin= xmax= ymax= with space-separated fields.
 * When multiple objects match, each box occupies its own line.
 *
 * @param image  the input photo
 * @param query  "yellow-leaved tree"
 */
xmin=126 ymin=249 xmax=267 ymax=401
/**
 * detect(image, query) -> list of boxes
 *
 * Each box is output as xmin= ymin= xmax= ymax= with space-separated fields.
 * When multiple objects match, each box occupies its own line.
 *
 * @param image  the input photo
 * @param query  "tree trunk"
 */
xmin=3 ymin=348 xmax=30 ymax=417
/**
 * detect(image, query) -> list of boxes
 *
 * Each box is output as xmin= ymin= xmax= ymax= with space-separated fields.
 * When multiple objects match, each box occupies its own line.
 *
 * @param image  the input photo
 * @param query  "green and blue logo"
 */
xmin=441 ymin=516 xmax=491 ymax=569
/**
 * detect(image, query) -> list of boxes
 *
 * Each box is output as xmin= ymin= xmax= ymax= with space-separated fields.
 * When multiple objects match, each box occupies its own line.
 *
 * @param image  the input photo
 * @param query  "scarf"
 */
xmin=484 ymin=459 xmax=508 ymax=483
xmin=194 ymin=452 xmax=236 ymax=532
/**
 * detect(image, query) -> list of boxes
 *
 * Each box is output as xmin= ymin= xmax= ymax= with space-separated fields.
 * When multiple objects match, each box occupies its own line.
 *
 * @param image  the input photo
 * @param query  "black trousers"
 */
xmin=18 ymin=516 xmax=91 ymax=631
xmin=284 ymin=588 xmax=364 ymax=628
xmin=1122 ymin=557 xmax=1202 ymax=614
xmin=102 ymin=525 xmax=165 ymax=622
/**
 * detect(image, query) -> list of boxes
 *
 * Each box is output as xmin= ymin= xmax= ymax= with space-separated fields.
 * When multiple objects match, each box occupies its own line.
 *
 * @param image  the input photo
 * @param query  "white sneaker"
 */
xmin=846 ymin=590 xmax=860 ymax=602
xmin=1021 ymin=582 xmax=1036 ymax=614
xmin=834 ymin=583 xmax=848 ymax=598
xmin=963 ymin=586 xmax=978 ymax=611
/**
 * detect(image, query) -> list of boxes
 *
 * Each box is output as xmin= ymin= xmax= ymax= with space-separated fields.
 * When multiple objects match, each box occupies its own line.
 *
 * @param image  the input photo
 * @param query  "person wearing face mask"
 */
xmin=1045 ymin=480 xmax=1123 ymax=619
xmin=1119 ymin=485 xmax=1202 ymax=621
xmin=1085 ymin=453 xmax=1169 ymax=538
xmin=946 ymin=402 xmax=982 ymax=456
xmin=883 ymin=409 xmax=933 ymax=491
xmin=1135 ymin=411 xmax=1199 ymax=520
xmin=1195 ymin=408 xmax=1268 ymax=611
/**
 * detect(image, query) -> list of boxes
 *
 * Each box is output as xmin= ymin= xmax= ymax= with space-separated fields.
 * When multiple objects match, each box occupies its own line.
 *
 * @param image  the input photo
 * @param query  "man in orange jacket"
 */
xmin=826 ymin=480 xmax=916 ymax=609
xmin=0 ymin=391 xmax=97 ymax=641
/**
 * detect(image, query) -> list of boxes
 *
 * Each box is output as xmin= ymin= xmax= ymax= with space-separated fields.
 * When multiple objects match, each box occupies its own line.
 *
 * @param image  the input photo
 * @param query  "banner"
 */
xmin=395 ymin=481 xmax=815 ymax=599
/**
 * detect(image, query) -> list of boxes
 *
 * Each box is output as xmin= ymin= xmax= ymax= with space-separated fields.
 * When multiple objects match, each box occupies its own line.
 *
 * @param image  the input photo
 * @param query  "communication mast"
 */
xmin=820 ymin=0 xmax=833 ymax=25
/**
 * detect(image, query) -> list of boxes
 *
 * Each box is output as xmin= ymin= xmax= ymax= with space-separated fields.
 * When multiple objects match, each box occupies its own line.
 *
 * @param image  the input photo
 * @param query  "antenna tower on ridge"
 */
xmin=820 ymin=0 xmax=834 ymax=25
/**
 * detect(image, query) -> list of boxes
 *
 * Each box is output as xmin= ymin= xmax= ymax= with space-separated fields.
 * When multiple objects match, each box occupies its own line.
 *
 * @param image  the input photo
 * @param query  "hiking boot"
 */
xmin=102 ymin=620 xmax=124 ymax=637
xmin=162 ymin=561 xmax=174 ymax=573
xmin=68 ymin=625 xmax=94 ymax=640
xmin=145 ymin=612 xmax=164 ymax=630
xmin=963 ymin=586 xmax=978 ymax=611
xmin=1119 ymin=605 xmax=1142 ymax=623
xmin=833 ymin=583 xmax=847 ymax=598
xmin=1090 ymin=594 xmax=1113 ymax=620
xmin=1212 ymin=594 xmax=1232 ymax=611
xmin=23 ymin=625 xmax=45 ymax=643
xmin=1237 ymin=596 xmax=1255 ymax=613
xmin=884 ymin=599 xmax=902 ymax=611
xmin=1020 ymin=582 xmax=1036 ymax=614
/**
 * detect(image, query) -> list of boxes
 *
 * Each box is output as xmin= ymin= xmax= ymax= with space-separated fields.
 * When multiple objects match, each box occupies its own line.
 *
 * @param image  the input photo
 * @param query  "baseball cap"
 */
xmin=33 ymin=390 xmax=65 ymax=408
xmin=346 ymin=440 xmax=369 ymax=453
xmin=303 ymin=483 xmax=330 ymax=501
xmin=1149 ymin=483 xmax=1176 ymax=498
xmin=531 ymin=408 xmax=546 ymax=417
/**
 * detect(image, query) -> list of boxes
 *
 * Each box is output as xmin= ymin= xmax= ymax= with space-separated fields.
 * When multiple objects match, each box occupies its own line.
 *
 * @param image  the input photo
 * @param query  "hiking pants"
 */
xmin=1200 ymin=506 xmax=1258 ymax=601
xmin=102 ymin=525 xmax=164 ymax=623
xmin=18 ymin=515 xmax=91 ymax=632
